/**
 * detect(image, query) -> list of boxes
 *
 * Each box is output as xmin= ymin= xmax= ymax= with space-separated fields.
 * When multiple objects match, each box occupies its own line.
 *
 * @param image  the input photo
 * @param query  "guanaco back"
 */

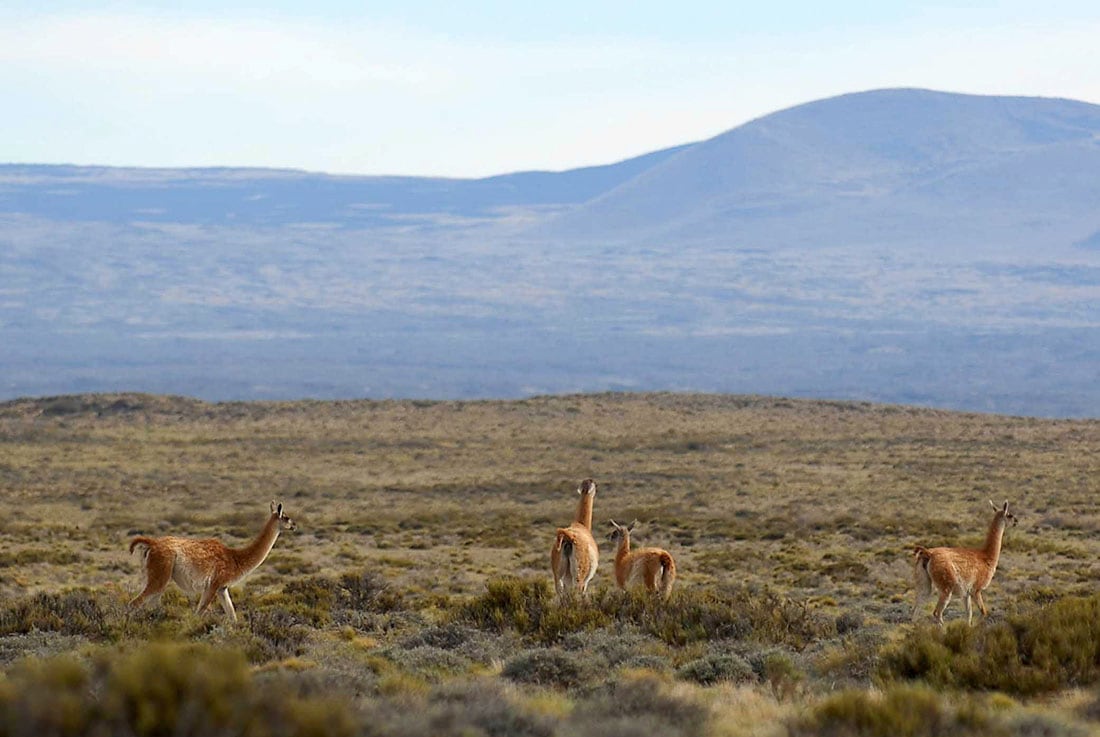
xmin=550 ymin=479 xmax=599 ymax=595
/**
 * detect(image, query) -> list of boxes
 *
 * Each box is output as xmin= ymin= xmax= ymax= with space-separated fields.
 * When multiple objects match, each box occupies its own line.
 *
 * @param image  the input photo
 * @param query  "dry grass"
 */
xmin=2 ymin=391 xmax=1100 ymax=735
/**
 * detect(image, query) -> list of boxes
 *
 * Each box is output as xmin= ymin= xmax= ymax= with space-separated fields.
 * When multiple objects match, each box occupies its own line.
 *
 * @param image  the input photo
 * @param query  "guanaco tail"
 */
xmin=607 ymin=519 xmax=677 ymax=599
xmin=912 ymin=500 xmax=1017 ymax=625
xmin=550 ymin=478 xmax=599 ymax=595
xmin=128 ymin=501 xmax=296 ymax=622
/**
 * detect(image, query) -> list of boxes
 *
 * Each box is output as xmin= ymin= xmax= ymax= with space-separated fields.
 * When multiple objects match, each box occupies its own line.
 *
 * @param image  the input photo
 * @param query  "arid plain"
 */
xmin=2 ymin=392 xmax=1100 ymax=736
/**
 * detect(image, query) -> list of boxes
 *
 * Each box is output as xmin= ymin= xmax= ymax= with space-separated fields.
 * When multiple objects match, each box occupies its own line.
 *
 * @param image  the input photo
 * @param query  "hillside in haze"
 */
xmin=2 ymin=88 xmax=1099 ymax=416
xmin=539 ymin=88 xmax=1100 ymax=251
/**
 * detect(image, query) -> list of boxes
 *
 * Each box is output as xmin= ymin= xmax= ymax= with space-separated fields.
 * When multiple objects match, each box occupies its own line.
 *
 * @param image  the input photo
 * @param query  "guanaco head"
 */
xmin=989 ymin=500 xmax=1017 ymax=528
xmin=270 ymin=500 xmax=298 ymax=532
xmin=607 ymin=519 xmax=637 ymax=544
xmin=578 ymin=478 xmax=598 ymax=497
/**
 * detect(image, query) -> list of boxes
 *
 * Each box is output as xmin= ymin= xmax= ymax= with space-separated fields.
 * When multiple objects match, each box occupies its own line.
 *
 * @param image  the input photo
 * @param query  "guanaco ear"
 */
xmin=608 ymin=519 xmax=620 ymax=530
xmin=628 ymin=520 xmax=638 ymax=532
xmin=271 ymin=500 xmax=278 ymax=514
xmin=276 ymin=503 xmax=284 ymax=518
xmin=1002 ymin=501 xmax=1009 ymax=513
xmin=989 ymin=499 xmax=998 ymax=511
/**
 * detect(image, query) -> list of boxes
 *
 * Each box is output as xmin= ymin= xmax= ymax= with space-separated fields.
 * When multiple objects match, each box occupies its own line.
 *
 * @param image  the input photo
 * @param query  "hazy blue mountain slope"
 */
xmin=0 ymin=143 xmax=689 ymax=227
xmin=538 ymin=89 xmax=1100 ymax=251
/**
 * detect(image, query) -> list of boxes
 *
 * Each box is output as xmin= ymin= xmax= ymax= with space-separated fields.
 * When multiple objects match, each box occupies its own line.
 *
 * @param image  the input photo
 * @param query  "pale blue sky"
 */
xmin=2 ymin=1 xmax=1098 ymax=177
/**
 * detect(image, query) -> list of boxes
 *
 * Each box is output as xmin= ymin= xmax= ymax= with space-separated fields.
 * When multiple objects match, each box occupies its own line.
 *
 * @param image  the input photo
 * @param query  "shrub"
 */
xmin=458 ymin=578 xmax=832 ymax=649
xmin=789 ymin=685 xmax=999 ymax=737
xmin=0 ymin=656 xmax=92 ymax=737
xmin=501 ymin=648 xmax=596 ymax=689
xmin=677 ymin=652 xmax=756 ymax=686
xmin=0 ymin=590 xmax=113 ymax=640
xmin=602 ymin=585 xmax=834 ymax=649
xmin=881 ymin=595 xmax=1100 ymax=696
xmin=244 ymin=607 xmax=311 ymax=662
xmin=361 ymin=679 xmax=556 ymax=737
xmin=399 ymin=623 xmax=510 ymax=664
xmin=273 ymin=569 xmax=404 ymax=629
xmin=762 ymin=651 xmax=805 ymax=701
xmin=381 ymin=645 xmax=473 ymax=682
xmin=814 ymin=632 xmax=881 ymax=686
xmin=570 ymin=672 xmax=709 ymax=737
xmin=0 ymin=642 xmax=359 ymax=737
xmin=455 ymin=577 xmax=609 ymax=644
xmin=560 ymin=628 xmax=668 ymax=668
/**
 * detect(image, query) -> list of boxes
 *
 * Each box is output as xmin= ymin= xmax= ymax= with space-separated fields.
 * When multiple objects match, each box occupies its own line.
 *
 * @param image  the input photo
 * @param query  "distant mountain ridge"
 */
xmin=0 ymin=144 xmax=691 ymax=227
xmin=2 ymin=88 xmax=1100 ymax=416
xmin=535 ymin=88 xmax=1100 ymax=250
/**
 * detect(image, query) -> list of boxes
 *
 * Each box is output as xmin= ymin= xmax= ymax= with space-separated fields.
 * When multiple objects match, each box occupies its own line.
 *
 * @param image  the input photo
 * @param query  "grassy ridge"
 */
xmin=2 ymin=392 xmax=1100 ymax=735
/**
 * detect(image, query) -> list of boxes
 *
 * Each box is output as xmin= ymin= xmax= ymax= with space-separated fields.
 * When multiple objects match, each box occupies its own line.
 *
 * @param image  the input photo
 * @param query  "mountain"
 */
xmin=2 ymin=88 xmax=1100 ymax=417
xmin=537 ymin=88 xmax=1100 ymax=251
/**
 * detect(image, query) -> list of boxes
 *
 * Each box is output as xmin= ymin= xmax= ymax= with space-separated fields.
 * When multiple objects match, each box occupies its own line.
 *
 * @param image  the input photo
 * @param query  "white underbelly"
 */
xmin=171 ymin=557 xmax=212 ymax=593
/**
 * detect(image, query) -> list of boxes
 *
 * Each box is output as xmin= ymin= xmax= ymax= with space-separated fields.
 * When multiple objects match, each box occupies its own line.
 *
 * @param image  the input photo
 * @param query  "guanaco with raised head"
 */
xmin=912 ymin=500 xmax=1017 ymax=625
xmin=550 ymin=478 xmax=599 ymax=595
xmin=128 ymin=501 xmax=296 ymax=622
xmin=607 ymin=519 xmax=676 ymax=599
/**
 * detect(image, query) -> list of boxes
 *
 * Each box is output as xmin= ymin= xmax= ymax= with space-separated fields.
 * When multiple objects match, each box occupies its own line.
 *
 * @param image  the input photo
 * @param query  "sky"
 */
xmin=1 ymin=1 xmax=1099 ymax=178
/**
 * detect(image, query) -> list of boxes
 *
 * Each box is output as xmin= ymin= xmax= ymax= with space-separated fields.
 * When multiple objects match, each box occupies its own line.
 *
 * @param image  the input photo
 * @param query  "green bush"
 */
xmin=0 ymin=642 xmax=359 ymax=737
xmin=457 ymin=578 xmax=832 ymax=648
xmin=881 ymin=595 xmax=1100 ymax=696
xmin=455 ymin=577 xmax=609 ymax=644
xmin=789 ymin=685 xmax=997 ymax=737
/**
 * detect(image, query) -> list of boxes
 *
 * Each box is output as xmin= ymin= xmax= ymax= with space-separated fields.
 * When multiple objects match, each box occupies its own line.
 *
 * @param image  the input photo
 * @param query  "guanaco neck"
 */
xmin=574 ymin=493 xmax=594 ymax=529
xmin=615 ymin=534 xmax=631 ymax=563
xmin=231 ymin=514 xmax=283 ymax=572
xmin=981 ymin=514 xmax=1006 ymax=562
xmin=614 ymin=533 xmax=631 ymax=584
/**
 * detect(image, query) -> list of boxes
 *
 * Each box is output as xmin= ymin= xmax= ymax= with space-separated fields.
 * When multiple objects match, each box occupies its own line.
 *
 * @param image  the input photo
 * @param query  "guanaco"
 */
xmin=607 ymin=519 xmax=676 ymax=599
xmin=912 ymin=500 xmax=1017 ymax=625
xmin=128 ymin=501 xmax=296 ymax=622
xmin=550 ymin=479 xmax=599 ymax=595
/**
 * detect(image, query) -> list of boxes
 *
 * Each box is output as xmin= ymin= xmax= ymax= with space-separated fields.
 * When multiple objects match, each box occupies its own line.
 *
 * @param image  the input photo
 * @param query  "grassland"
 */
xmin=1 ymin=391 xmax=1099 ymax=736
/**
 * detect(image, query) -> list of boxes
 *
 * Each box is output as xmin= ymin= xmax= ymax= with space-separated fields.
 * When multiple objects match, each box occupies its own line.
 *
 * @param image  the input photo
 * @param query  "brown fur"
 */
xmin=550 ymin=479 xmax=599 ymax=595
xmin=607 ymin=519 xmax=677 ymax=599
xmin=912 ymin=500 xmax=1017 ymax=625
xmin=128 ymin=501 xmax=296 ymax=622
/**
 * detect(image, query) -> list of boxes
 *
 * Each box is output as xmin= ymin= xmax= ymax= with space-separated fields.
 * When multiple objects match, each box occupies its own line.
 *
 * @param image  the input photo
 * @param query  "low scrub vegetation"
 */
xmin=881 ymin=595 xmax=1100 ymax=696
xmin=3 ymin=392 xmax=1100 ymax=735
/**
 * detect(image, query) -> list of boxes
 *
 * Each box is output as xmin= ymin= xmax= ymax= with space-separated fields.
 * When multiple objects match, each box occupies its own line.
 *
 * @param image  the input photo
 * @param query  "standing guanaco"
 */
xmin=128 ymin=501 xmax=296 ymax=622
